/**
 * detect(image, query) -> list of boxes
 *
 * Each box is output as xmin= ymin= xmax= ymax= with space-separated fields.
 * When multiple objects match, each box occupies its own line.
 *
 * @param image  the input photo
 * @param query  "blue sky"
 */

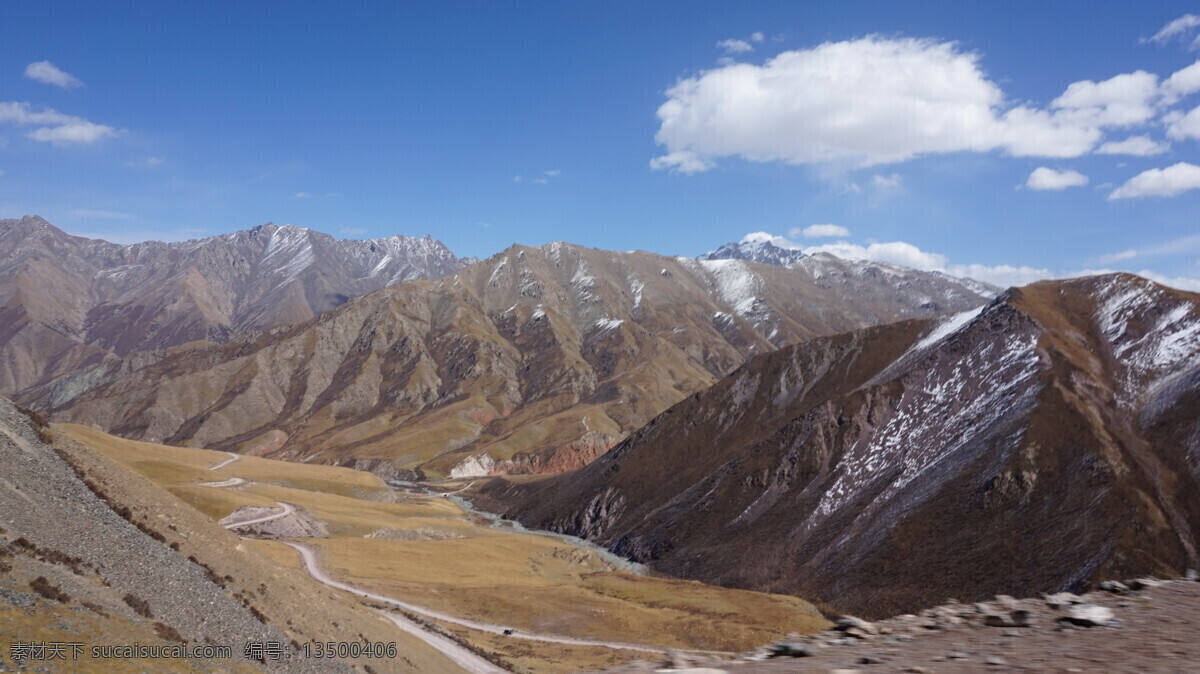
xmin=2 ymin=1 xmax=1200 ymax=289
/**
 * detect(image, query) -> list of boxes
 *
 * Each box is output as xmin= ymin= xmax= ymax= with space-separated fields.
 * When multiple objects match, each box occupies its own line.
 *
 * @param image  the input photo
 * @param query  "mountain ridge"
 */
xmin=0 ymin=215 xmax=471 ymax=393
xmin=478 ymin=273 xmax=1200 ymax=617
xmin=25 ymin=240 xmax=993 ymax=479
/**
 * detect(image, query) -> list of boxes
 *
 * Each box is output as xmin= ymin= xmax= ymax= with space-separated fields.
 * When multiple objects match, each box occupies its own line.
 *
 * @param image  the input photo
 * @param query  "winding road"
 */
xmin=200 ymin=448 xmax=720 ymax=671
xmin=220 ymin=502 xmax=296 ymax=529
xmin=280 ymin=541 xmax=683 ymax=655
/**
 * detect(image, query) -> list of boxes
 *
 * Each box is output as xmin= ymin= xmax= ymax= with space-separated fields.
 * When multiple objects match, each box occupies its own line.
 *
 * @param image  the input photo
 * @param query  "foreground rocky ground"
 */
xmin=606 ymin=575 xmax=1200 ymax=673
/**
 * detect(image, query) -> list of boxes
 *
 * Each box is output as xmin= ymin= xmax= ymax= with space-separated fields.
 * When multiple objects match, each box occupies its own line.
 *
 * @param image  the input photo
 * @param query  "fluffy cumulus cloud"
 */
xmin=1109 ymin=162 xmax=1200 ymax=199
xmin=24 ymin=61 xmax=82 ymax=88
xmin=796 ymin=223 xmax=851 ymax=238
xmin=1161 ymin=61 xmax=1200 ymax=102
xmin=1166 ymin=104 xmax=1200 ymax=140
xmin=1095 ymin=135 xmax=1169 ymax=156
xmin=1026 ymin=167 xmax=1089 ymax=190
xmin=0 ymin=102 xmax=116 ymax=145
xmin=650 ymin=37 xmax=1145 ymax=172
xmin=1050 ymin=71 xmax=1160 ymax=127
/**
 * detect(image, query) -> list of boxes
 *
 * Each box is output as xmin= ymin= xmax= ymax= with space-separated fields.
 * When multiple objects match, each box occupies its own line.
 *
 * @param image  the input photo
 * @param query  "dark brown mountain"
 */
xmin=26 ymin=242 xmax=991 ymax=479
xmin=479 ymin=273 xmax=1200 ymax=618
xmin=0 ymin=215 xmax=468 ymax=394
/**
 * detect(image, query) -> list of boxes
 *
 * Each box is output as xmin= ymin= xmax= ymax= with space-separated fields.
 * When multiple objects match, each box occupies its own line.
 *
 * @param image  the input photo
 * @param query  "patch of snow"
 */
xmin=699 ymin=259 xmax=762 ymax=315
xmin=594 ymin=317 xmax=624 ymax=331
xmin=488 ymin=257 xmax=508 ymax=286
xmin=631 ymin=279 xmax=644 ymax=308
xmin=912 ymin=305 xmax=987 ymax=352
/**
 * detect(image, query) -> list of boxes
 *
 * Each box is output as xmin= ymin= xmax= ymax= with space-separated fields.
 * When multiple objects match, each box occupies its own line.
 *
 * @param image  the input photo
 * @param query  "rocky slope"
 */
xmin=0 ymin=396 xmax=457 ymax=672
xmin=605 ymin=575 xmax=1200 ymax=673
xmin=480 ymin=273 xmax=1200 ymax=618
xmin=25 ymin=242 xmax=990 ymax=478
xmin=0 ymin=216 xmax=469 ymax=394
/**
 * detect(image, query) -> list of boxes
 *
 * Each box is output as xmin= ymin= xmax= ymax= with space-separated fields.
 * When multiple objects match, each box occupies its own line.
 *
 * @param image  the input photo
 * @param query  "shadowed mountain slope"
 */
xmin=480 ymin=274 xmax=1200 ymax=618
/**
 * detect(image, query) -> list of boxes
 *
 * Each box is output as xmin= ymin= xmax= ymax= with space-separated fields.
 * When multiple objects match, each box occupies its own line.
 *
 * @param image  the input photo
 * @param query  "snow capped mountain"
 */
xmin=487 ymin=273 xmax=1200 ymax=618
xmin=700 ymin=232 xmax=808 ymax=266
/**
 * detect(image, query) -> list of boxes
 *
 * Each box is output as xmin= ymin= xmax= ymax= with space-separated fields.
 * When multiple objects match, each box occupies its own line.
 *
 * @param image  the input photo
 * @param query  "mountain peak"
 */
xmin=700 ymin=235 xmax=807 ymax=267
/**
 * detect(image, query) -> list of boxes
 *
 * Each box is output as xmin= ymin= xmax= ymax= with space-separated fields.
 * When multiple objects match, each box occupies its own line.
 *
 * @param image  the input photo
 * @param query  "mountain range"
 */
xmin=0 ymin=216 xmax=469 ymax=394
xmin=17 ymin=235 xmax=992 ymax=479
xmin=480 ymin=273 xmax=1200 ymax=617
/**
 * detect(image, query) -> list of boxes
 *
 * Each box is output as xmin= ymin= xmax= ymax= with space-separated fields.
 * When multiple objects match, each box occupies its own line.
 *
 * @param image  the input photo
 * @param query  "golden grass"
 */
xmin=65 ymin=423 xmax=831 ymax=672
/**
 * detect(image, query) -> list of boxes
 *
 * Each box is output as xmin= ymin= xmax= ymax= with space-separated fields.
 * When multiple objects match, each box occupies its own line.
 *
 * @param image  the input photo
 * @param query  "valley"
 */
xmin=49 ymin=420 xmax=829 ymax=672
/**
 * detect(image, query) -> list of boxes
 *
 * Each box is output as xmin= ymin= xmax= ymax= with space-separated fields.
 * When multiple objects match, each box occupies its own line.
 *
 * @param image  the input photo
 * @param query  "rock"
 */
xmin=994 ymin=594 xmax=1020 ymax=610
xmin=858 ymin=656 xmax=885 ymax=664
xmin=984 ymin=609 xmax=1032 ymax=628
xmin=1057 ymin=604 xmax=1115 ymax=627
xmin=836 ymin=615 xmax=878 ymax=634
xmin=768 ymin=642 xmax=812 ymax=657
xmin=1186 ymin=569 xmax=1199 ymax=582
xmin=1044 ymin=591 xmax=1083 ymax=607
xmin=1100 ymin=580 xmax=1130 ymax=594
xmin=903 ymin=668 xmax=930 ymax=673
xmin=986 ymin=656 xmax=1008 ymax=666
xmin=948 ymin=651 xmax=970 ymax=660
xmin=1128 ymin=577 xmax=1163 ymax=591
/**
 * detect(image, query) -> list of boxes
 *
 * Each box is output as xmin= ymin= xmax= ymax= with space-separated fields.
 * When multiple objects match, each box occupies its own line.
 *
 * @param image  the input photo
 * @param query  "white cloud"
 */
xmin=1146 ymin=14 xmax=1200 ymax=48
xmin=1050 ymin=71 xmax=1159 ymax=127
xmin=339 ymin=226 xmax=367 ymax=236
xmin=0 ymin=169 xmax=5 ymax=178
xmin=750 ymin=32 xmax=765 ymax=43
xmin=804 ymin=240 xmax=948 ymax=269
xmin=1026 ymin=167 xmax=1089 ymax=190
xmin=717 ymin=39 xmax=754 ymax=54
xmin=649 ymin=150 xmax=715 ymax=174
xmin=872 ymin=173 xmax=902 ymax=189
xmin=293 ymin=191 xmax=312 ymax=199
xmin=796 ymin=223 xmax=851 ymax=238
xmin=945 ymin=263 xmax=1053 ymax=288
xmin=0 ymin=102 xmax=116 ymax=145
xmin=1095 ymin=135 xmax=1169 ymax=156
xmin=1161 ymin=60 xmax=1200 ymax=102
xmin=1098 ymin=249 xmax=1138 ymax=263
xmin=802 ymin=237 xmax=1052 ymax=288
xmin=24 ymin=61 xmax=82 ymax=88
xmin=1166 ymin=104 xmax=1200 ymax=140
xmin=1137 ymin=271 xmax=1200 ymax=291
xmin=543 ymin=169 xmax=561 ymax=177
xmin=652 ymin=37 xmax=1119 ymax=173
xmin=1109 ymin=162 xmax=1200 ymax=199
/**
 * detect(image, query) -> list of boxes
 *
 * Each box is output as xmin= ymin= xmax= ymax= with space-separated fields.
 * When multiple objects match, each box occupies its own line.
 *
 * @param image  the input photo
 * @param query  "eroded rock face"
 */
xmin=28 ymin=242 xmax=991 ymax=477
xmin=486 ymin=274 xmax=1200 ymax=618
